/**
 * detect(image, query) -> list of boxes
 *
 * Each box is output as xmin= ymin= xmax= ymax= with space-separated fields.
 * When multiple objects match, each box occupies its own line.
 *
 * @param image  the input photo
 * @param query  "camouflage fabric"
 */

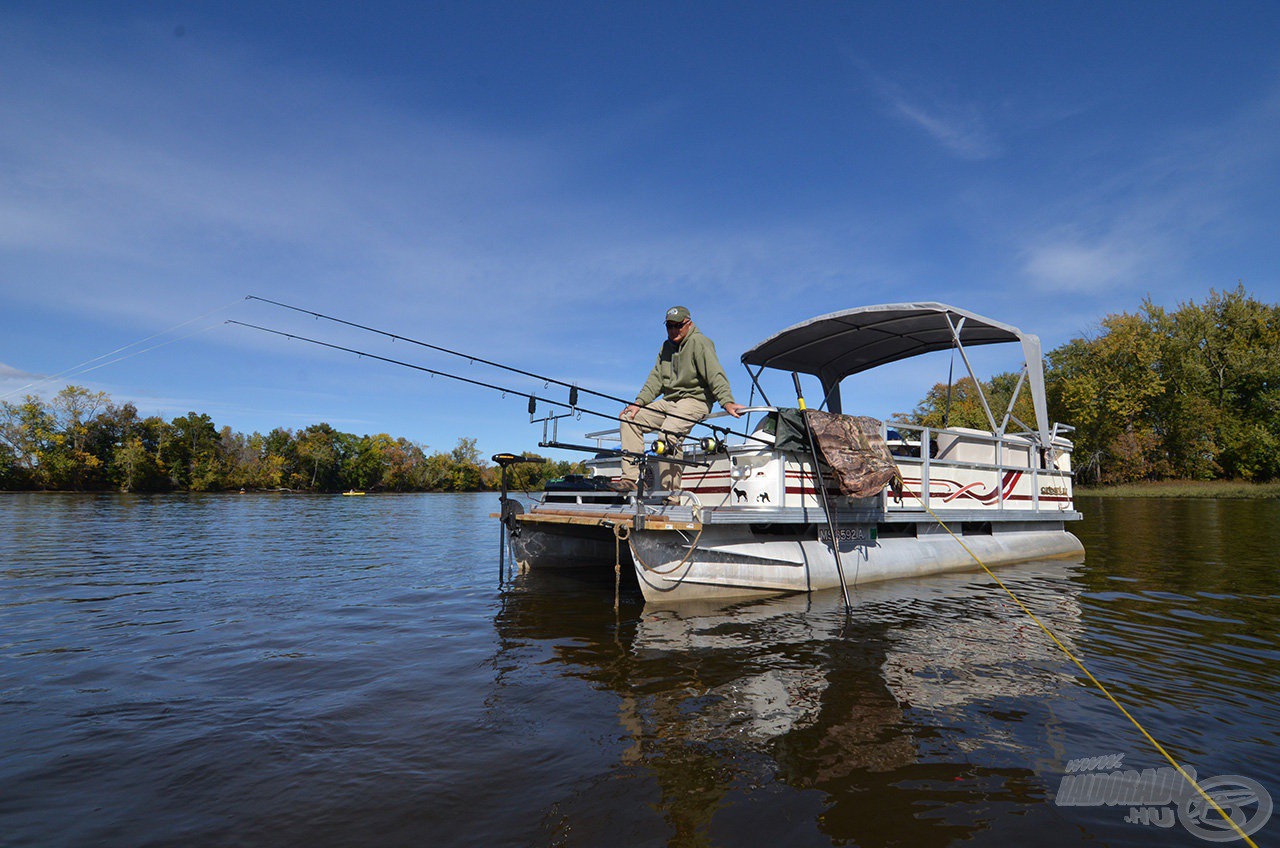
xmin=803 ymin=410 xmax=900 ymax=499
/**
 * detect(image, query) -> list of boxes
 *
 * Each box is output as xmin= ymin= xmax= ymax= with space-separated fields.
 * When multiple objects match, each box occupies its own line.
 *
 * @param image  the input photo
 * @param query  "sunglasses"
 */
xmin=665 ymin=320 xmax=688 ymax=329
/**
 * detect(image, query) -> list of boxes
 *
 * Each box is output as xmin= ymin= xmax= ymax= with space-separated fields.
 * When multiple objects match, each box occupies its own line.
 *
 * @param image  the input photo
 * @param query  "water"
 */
xmin=1 ymin=493 xmax=1276 ymax=847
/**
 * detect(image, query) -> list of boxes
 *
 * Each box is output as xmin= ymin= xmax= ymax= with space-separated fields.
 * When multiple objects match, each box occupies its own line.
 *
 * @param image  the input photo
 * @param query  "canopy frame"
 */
xmin=739 ymin=303 xmax=1053 ymax=448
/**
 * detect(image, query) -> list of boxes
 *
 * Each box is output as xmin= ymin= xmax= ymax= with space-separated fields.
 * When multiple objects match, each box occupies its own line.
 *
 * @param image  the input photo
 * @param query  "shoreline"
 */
xmin=1076 ymin=480 xmax=1280 ymax=499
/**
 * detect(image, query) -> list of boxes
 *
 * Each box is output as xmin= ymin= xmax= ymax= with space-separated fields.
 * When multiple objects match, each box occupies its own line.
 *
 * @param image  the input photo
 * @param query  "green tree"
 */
xmin=894 ymin=371 xmax=1036 ymax=433
xmin=448 ymin=437 xmax=488 ymax=490
xmin=165 ymin=412 xmax=224 ymax=490
xmin=83 ymin=401 xmax=165 ymax=491
xmin=113 ymin=435 xmax=165 ymax=492
xmin=256 ymin=428 xmax=297 ymax=488
xmin=1153 ymin=287 xmax=1280 ymax=480
xmin=292 ymin=423 xmax=347 ymax=490
xmin=504 ymin=455 xmax=590 ymax=491
xmin=43 ymin=386 xmax=111 ymax=488
xmin=0 ymin=440 xmax=24 ymax=489
xmin=896 ymin=376 xmax=994 ymax=431
xmin=0 ymin=383 xmax=587 ymax=492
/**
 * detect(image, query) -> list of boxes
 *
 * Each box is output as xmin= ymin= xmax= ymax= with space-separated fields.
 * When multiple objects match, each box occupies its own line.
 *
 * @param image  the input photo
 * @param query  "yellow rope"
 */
xmin=911 ymin=488 xmax=1258 ymax=847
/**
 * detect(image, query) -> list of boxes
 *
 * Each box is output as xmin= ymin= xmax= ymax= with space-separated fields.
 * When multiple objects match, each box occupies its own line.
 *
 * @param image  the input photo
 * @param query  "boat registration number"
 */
xmin=817 ymin=525 xmax=874 ymax=543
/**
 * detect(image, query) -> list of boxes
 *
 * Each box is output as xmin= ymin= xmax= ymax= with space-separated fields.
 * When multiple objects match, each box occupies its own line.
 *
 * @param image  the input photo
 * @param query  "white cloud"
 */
xmin=886 ymin=97 xmax=1002 ymax=161
xmin=1021 ymin=234 xmax=1158 ymax=295
xmin=850 ymin=58 xmax=1002 ymax=161
xmin=0 ymin=362 xmax=49 ymax=402
xmin=1015 ymin=80 xmax=1280 ymax=301
xmin=0 ymin=362 xmax=32 ymax=379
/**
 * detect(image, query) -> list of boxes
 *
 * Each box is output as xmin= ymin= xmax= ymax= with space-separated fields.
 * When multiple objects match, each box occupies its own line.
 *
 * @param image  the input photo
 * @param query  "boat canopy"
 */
xmin=740 ymin=302 xmax=1051 ymax=445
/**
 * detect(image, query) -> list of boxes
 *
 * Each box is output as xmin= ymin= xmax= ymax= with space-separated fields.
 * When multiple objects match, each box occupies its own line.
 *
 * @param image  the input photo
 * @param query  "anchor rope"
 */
xmin=620 ymin=518 xmax=706 ymax=576
xmin=618 ymin=474 xmax=733 ymax=576
xmin=613 ymin=524 xmax=626 ymax=611
xmin=905 ymin=477 xmax=1259 ymax=847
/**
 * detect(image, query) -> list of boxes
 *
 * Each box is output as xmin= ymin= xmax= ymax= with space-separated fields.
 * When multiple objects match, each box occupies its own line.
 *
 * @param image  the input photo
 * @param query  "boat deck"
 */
xmin=510 ymin=505 xmax=702 ymax=533
xmin=502 ymin=494 xmax=1081 ymax=534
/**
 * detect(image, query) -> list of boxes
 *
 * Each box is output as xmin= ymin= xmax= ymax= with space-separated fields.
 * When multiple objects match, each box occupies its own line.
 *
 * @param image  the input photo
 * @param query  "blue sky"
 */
xmin=3 ymin=1 xmax=1279 ymax=456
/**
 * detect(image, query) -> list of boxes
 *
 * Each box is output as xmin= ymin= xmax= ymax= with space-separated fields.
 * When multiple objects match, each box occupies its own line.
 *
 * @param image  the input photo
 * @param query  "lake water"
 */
xmin=1 ymin=493 xmax=1276 ymax=847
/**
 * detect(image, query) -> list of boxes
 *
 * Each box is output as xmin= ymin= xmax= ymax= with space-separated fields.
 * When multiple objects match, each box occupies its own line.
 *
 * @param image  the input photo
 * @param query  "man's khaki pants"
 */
xmin=619 ymin=397 xmax=711 ymax=492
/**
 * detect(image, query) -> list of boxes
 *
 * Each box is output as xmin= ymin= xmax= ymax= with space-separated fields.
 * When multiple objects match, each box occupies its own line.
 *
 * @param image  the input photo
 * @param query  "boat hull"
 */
xmin=628 ymin=522 xmax=1083 ymax=601
xmin=509 ymin=519 xmax=632 ymax=570
xmin=509 ymin=513 xmax=1083 ymax=601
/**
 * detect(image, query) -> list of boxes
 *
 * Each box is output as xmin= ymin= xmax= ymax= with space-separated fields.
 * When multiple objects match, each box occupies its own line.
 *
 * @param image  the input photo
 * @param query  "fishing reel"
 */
xmin=650 ymin=437 xmax=675 ymax=456
xmin=697 ymin=435 xmax=726 ymax=454
xmin=651 ymin=434 xmax=726 ymax=456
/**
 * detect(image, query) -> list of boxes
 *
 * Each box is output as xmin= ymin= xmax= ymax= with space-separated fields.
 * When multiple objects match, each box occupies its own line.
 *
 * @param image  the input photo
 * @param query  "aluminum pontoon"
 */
xmin=503 ymin=303 xmax=1083 ymax=602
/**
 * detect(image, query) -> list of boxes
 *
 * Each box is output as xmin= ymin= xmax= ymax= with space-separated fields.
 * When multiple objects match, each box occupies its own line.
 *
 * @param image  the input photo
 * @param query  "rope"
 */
xmin=905 ymin=478 xmax=1259 ymax=847
xmin=627 ymin=521 xmax=707 ymax=575
xmin=611 ymin=523 xmax=630 ymax=611
xmin=621 ymin=478 xmax=731 ymax=576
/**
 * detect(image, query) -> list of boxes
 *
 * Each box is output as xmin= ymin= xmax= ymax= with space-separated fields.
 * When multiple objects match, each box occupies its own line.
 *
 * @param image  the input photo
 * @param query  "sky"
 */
xmin=3 ymin=1 xmax=1280 ymax=457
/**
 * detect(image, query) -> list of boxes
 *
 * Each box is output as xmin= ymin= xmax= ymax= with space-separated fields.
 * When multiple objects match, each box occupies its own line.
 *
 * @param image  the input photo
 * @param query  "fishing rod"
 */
xmin=226 ymin=319 xmax=713 ymax=467
xmin=243 ymin=294 xmax=771 ymax=448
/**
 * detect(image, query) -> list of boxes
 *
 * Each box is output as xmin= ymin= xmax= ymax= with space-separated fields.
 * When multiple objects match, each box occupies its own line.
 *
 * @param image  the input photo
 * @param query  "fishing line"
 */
xmin=906 ymin=482 xmax=1259 ymax=847
xmin=227 ymin=319 xmax=657 ymax=435
xmin=1 ymin=299 xmax=242 ymax=401
xmin=58 ymin=324 xmax=221 ymax=380
xmin=243 ymin=294 xmax=771 ymax=447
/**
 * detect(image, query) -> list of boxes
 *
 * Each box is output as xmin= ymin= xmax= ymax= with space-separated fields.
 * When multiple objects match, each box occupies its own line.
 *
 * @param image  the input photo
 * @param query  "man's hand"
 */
xmin=723 ymin=402 xmax=745 ymax=418
xmin=621 ymin=403 xmax=640 ymax=420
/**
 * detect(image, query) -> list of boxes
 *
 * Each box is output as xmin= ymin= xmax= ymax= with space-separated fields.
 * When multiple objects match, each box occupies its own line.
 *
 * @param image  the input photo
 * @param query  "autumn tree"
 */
xmin=1046 ymin=310 xmax=1171 ymax=482
xmin=0 ymin=395 xmax=56 ymax=487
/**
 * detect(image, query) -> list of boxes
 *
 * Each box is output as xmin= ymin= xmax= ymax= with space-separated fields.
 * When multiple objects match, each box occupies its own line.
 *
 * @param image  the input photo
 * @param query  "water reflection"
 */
xmin=495 ymin=561 xmax=1087 ymax=845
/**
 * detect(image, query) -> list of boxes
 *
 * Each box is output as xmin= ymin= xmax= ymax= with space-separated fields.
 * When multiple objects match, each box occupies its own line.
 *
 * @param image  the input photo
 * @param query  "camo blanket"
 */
xmin=803 ymin=410 xmax=900 ymax=499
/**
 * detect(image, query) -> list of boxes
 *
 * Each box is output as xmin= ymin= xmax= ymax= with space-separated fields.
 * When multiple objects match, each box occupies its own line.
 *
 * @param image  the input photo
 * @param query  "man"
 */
xmin=613 ymin=305 xmax=745 ymax=494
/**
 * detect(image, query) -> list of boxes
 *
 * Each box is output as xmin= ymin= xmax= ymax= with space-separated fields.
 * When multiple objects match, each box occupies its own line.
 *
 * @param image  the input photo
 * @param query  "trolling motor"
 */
xmin=492 ymin=452 xmax=540 ymax=579
xmin=493 ymin=451 xmax=538 ymax=525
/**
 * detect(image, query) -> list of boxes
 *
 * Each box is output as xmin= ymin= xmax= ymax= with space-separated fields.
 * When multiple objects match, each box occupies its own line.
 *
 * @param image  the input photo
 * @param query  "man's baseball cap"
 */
xmin=665 ymin=306 xmax=691 ymax=324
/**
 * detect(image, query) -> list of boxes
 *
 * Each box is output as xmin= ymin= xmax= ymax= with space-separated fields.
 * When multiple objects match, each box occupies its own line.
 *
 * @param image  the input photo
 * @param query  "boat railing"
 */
xmin=582 ymin=411 xmax=1075 ymax=514
xmin=583 ymin=427 xmax=621 ymax=450
xmin=883 ymin=420 xmax=1074 ymax=513
xmin=583 ymin=406 xmax=778 ymax=452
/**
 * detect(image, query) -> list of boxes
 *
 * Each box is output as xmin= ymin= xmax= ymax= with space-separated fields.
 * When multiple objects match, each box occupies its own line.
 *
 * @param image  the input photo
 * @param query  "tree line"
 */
xmin=0 ymin=387 xmax=585 ymax=493
xmin=898 ymin=285 xmax=1280 ymax=484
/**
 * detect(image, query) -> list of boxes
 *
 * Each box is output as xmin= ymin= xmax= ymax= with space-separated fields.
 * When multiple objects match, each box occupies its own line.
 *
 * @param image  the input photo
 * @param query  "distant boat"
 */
xmin=342 ymin=490 xmax=366 ymax=496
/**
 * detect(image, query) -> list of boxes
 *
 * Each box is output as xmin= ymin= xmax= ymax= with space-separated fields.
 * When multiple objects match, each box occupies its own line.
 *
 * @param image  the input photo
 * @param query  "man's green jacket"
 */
xmin=635 ymin=326 xmax=736 ymax=408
